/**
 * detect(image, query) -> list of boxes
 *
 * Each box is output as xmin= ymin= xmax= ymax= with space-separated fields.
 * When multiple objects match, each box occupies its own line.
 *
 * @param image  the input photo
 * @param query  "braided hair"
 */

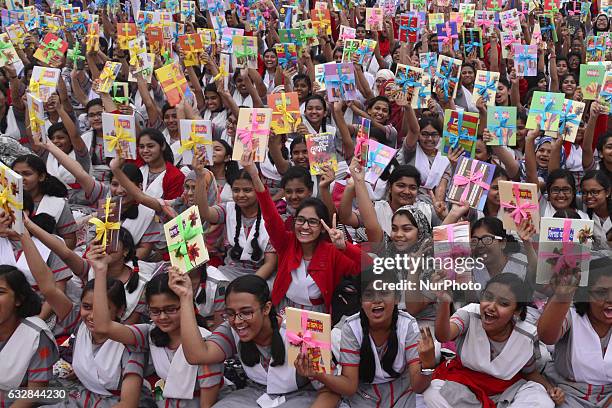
xmin=225 ymin=275 xmax=285 ymax=367
xmin=228 ymin=169 xmax=263 ymax=262
xmin=118 ymin=227 xmax=139 ymax=293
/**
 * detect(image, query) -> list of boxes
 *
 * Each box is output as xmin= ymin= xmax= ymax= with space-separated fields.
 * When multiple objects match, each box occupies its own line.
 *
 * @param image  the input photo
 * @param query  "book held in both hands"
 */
xmin=285 ymin=307 xmax=332 ymax=375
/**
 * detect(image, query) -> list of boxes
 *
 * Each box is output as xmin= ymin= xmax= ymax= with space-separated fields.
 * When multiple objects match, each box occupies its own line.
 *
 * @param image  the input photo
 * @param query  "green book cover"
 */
xmin=580 ymin=64 xmax=606 ymax=100
xmin=526 ymin=91 xmax=564 ymax=131
xmin=440 ymin=109 xmax=479 ymax=158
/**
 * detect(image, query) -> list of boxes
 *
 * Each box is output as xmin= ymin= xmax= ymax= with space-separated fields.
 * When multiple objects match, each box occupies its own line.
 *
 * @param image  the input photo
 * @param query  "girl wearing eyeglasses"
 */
xmin=537 ymin=258 xmax=612 ymax=407
xmin=541 ymin=169 xmax=589 ymax=220
xmin=581 ymin=170 xmax=612 ymax=249
xmin=170 ymin=273 xmax=322 ymax=408
xmin=91 ymin=253 xmax=224 ymax=408
xmin=425 ymin=272 xmax=562 ymax=407
xmin=294 ymin=269 xmax=436 ymax=408
xmin=240 ymin=150 xmax=364 ymax=314
xmin=20 ymin=230 xmax=150 ymax=408
xmin=469 ymin=217 xmax=537 ymax=290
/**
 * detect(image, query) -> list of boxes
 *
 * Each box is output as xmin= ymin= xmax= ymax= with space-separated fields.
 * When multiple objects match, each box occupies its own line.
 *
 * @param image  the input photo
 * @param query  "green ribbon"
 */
xmin=344 ymin=42 xmax=359 ymax=59
xmin=167 ymin=214 xmax=203 ymax=272
xmin=0 ymin=41 xmax=14 ymax=64
xmin=67 ymin=44 xmax=85 ymax=69
xmin=43 ymin=38 xmax=63 ymax=62
xmin=111 ymin=82 xmax=129 ymax=104
xmin=235 ymin=45 xmax=257 ymax=60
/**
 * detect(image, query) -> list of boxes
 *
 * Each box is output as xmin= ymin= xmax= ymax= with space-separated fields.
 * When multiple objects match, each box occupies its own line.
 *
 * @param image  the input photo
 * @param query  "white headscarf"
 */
xmin=374 ymin=69 xmax=395 ymax=96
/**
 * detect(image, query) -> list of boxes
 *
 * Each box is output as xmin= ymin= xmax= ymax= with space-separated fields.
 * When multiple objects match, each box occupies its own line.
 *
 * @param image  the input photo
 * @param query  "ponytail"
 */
xmin=358 ymin=306 xmax=401 ymax=383
xmin=229 ymin=204 xmax=243 ymax=261
xmin=268 ymin=306 xmax=285 ymax=367
xmin=250 ymin=209 xmax=263 ymax=261
xmin=194 ymin=264 xmax=208 ymax=305
xmin=119 ymin=227 xmax=139 ymax=294
xmin=125 ymin=256 xmax=139 ymax=293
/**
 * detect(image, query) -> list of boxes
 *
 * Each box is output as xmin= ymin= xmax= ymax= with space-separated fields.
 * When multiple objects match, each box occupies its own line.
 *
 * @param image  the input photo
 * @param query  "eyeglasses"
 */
xmin=149 ymin=306 xmax=180 ymax=317
xmin=222 ymin=309 xmax=259 ymax=322
xmin=362 ymin=289 xmax=395 ymax=302
xmin=295 ymin=216 xmax=321 ymax=227
xmin=550 ymin=187 xmax=573 ymax=196
xmin=470 ymin=235 xmax=503 ymax=246
xmin=421 ymin=132 xmax=440 ymax=139
xmin=583 ymin=188 xmax=606 ymax=198
xmin=588 ymin=287 xmax=612 ymax=301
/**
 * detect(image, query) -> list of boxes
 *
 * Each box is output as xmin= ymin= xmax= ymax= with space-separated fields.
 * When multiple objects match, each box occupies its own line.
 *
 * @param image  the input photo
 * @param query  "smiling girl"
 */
xmin=241 ymin=151 xmax=363 ymax=313
xmin=91 ymin=252 xmax=224 ymax=408
xmin=172 ymin=273 xmax=320 ymax=408
xmin=581 ymin=171 xmax=612 ymax=248
xmin=537 ymin=258 xmax=612 ymax=407
xmin=12 ymin=154 xmax=78 ymax=249
xmin=425 ymin=273 xmax=561 ymax=408
xmin=137 ymin=128 xmax=185 ymax=200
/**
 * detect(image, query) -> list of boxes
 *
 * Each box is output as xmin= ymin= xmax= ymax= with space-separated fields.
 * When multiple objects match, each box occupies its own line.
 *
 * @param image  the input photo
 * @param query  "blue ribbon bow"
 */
xmin=531 ymin=95 xmax=560 ymax=129
xmin=494 ymin=116 xmax=516 ymax=143
xmin=558 ymin=100 xmax=580 ymax=136
xmin=446 ymin=111 xmax=475 ymax=149
xmin=465 ymin=41 xmax=481 ymax=55
xmin=436 ymin=63 xmax=459 ymax=100
xmin=417 ymin=85 xmax=431 ymax=109
xmin=600 ymin=90 xmax=612 ymax=104
xmin=396 ymin=71 xmax=420 ymax=92
xmin=587 ymin=42 xmax=606 ymax=56
xmin=475 ymin=78 xmax=497 ymax=102
xmin=366 ymin=144 xmax=385 ymax=169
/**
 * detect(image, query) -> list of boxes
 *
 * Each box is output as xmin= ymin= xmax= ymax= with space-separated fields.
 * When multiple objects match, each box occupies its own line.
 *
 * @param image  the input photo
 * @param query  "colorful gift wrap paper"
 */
xmin=164 ymin=206 xmax=209 ymax=274
xmin=232 ymin=108 xmax=273 ymax=162
xmin=487 ymin=107 xmax=517 ymax=146
xmin=286 ymin=307 xmax=332 ymax=374
xmin=178 ymin=119 xmax=213 ymax=165
xmin=499 ymin=180 xmax=540 ymax=233
xmin=448 ymin=157 xmax=495 ymax=211
xmin=441 ymin=109 xmax=479 ymax=158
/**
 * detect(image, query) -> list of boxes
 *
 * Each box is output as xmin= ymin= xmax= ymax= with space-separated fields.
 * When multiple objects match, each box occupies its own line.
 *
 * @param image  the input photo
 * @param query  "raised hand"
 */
xmin=168 ymin=266 xmax=194 ymax=299
xmin=86 ymin=243 xmax=111 ymax=272
xmin=348 ymin=157 xmax=365 ymax=184
xmin=319 ymin=165 xmax=335 ymax=189
xmin=321 ymin=213 xmax=346 ymax=250
xmin=417 ymin=327 xmax=436 ymax=369
xmin=239 ymin=148 xmax=258 ymax=177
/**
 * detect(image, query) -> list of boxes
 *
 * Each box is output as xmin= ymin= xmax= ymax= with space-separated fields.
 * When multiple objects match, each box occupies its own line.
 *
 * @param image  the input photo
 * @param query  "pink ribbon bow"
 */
xmin=540 ymin=219 xmax=591 ymax=274
xmin=286 ymin=311 xmax=331 ymax=370
xmin=237 ymin=111 xmax=268 ymax=149
xmin=500 ymin=183 xmax=538 ymax=225
xmin=440 ymin=22 xmax=458 ymax=46
xmin=503 ymin=18 xmax=519 ymax=31
xmin=452 ymin=160 xmax=490 ymax=202
xmin=477 ymin=18 xmax=493 ymax=29
xmin=367 ymin=15 xmax=381 ymax=28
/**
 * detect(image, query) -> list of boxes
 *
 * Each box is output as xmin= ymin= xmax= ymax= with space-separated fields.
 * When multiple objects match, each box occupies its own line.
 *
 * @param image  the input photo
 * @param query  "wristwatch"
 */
xmin=420 ymin=368 xmax=435 ymax=375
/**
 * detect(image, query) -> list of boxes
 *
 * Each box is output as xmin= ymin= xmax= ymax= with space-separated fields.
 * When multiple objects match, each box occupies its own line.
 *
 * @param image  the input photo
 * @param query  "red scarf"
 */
xmin=432 ymin=358 xmax=523 ymax=408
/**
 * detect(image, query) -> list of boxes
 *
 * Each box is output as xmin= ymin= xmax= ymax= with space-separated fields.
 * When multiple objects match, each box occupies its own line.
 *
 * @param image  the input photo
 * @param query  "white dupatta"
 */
xmin=570 ymin=308 xmax=612 ymax=385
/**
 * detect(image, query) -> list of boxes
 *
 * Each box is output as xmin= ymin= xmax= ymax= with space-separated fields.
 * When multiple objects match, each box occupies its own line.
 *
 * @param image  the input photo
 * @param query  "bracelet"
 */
xmin=421 ymin=368 xmax=435 ymax=375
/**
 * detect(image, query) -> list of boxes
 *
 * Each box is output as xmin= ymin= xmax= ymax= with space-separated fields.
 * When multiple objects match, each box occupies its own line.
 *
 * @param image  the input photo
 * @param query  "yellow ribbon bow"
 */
xmin=29 ymin=110 xmax=45 ymax=133
xmin=86 ymin=31 xmax=98 ymax=51
xmin=129 ymin=44 xmax=146 ymax=66
xmin=29 ymin=77 xmax=56 ymax=97
xmin=0 ymin=167 xmax=23 ymax=218
xmin=89 ymin=197 xmax=120 ymax=247
xmin=276 ymin=94 xmax=301 ymax=131
xmin=213 ymin=65 xmax=228 ymax=81
xmin=103 ymin=117 xmax=135 ymax=154
xmin=178 ymin=125 xmax=212 ymax=155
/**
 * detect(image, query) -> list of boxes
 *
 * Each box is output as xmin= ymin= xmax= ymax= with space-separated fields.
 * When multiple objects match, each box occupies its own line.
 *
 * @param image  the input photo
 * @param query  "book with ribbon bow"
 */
xmin=180 ymin=0 xmax=196 ymax=23
xmin=544 ymin=0 xmax=560 ymax=13
xmin=356 ymin=39 xmax=377 ymax=67
xmin=33 ymin=32 xmax=68 ymax=67
xmin=501 ymin=30 xmax=521 ymax=59
xmin=365 ymin=8 xmax=383 ymax=31
xmin=179 ymin=119 xmax=213 ymax=165
xmin=355 ymin=118 xmax=370 ymax=165
xmin=102 ymin=113 xmax=136 ymax=159
xmin=500 ymin=9 xmax=520 ymax=32
xmin=27 ymin=93 xmax=48 ymax=143
xmin=364 ymin=139 xmax=397 ymax=185
xmin=145 ymin=24 xmax=166 ymax=54
xmin=91 ymin=196 xmax=121 ymax=253
xmin=441 ymin=109 xmax=479 ymax=158
xmin=23 ymin=5 xmax=40 ymax=31
xmin=155 ymin=62 xmax=192 ymax=106
xmin=514 ymin=44 xmax=538 ymax=77
xmin=306 ymin=132 xmax=338 ymax=175
xmin=537 ymin=217 xmax=594 ymax=287
xmin=449 ymin=157 xmax=495 ymax=211
xmin=218 ymin=27 xmax=241 ymax=54
xmin=395 ymin=64 xmax=423 ymax=104
xmin=5 ymin=24 xmax=26 ymax=50
xmin=459 ymin=3 xmax=475 ymax=23
xmin=325 ymin=63 xmax=357 ymax=102
xmin=232 ymin=107 xmax=272 ymax=162
xmin=462 ymin=28 xmax=483 ymax=59
xmin=314 ymin=63 xmax=329 ymax=91
xmin=399 ymin=14 xmax=419 ymax=43
xmin=526 ymin=91 xmax=564 ymax=131
xmin=487 ymin=0 xmax=503 ymax=11
xmin=428 ymin=13 xmax=445 ymax=31
xmin=233 ymin=36 xmax=258 ymax=70
xmin=499 ymin=180 xmax=539 ymax=233
xmin=434 ymin=55 xmax=462 ymax=101
xmin=29 ymin=66 xmax=60 ymax=102
xmin=111 ymin=81 xmax=130 ymax=106
xmin=436 ymin=21 xmax=459 ymax=52
xmin=339 ymin=25 xmax=356 ymax=40
xmin=474 ymin=10 xmax=497 ymax=36
xmin=268 ymin=92 xmax=301 ymax=134
xmin=342 ymin=39 xmax=361 ymax=63
xmin=545 ymin=99 xmax=585 ymax=142
xmin=586 ymin=34 xmax=606 ymax=62
xmin=412 ymin=72 xmax=432 ymax=110
xmin=0 ymin=163 xmax=23 ymax=234
xmin=278 ymin=5 xmax=295 ymax=29
xmin=487 ymin=106 xmax=517 ymax=146
xmin=599 ymin=72 xmax=612 ymax=115
xmin=164 ymin=205 xmax=209 ymax=274
xmin=117 ymin=23 xmax=137 ymax=49
xmin=128 ymin=52 xmax=154 ymax=84
xmin=128 ymin=35 xmax=148 ymax=70
xmin=295 ymin=20 xmax=319 ymax=47
xmin=311 ymin=6 xmax=332 ymax=35
xmin=206 ymin=0 xmax=225 ymax=15
xmin=0 ymin=33 xmax=19 ymax=68
xmin=279 ymin=29 xmax=302 ymax=47
xmin=86 ymin=22 xmax=100 ymax=53
xmin=178 ymin=33 xmax=204 ymax=67
xmin=286 ymin=307 xmax=332 ymax=374
xmin=580 ymin=63 xmax=606 ymax=100
xmin=275 ymin=43 xmax=298 ymax=69
xmin=419 ymin=52 xmax=437 ymax=77
xmin=432 ymin=221 xmax=472 ymax=282
xmin=472 ymin=70 xmax=499 ymax=107
xmin=537 ymin=13 xmax=557 ymax=42
xmin=198 ymin=28 xmax=216 ymax=56
xmin=93 ymin=61 xmax=121 ymax=94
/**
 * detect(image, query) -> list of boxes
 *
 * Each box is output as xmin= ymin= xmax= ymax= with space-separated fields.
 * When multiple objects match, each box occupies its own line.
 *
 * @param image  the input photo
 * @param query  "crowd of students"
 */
xmin=0 ymin=0 xmax=611 ymax=406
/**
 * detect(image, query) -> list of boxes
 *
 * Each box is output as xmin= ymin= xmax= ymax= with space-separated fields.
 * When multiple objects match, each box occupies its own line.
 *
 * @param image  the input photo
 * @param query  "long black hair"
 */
xmin=280 ymin=166 xmax=314 ymax=191
xmin=304 ymin=94 xmax=328 ymax=132
xmin=581 ymin=170 xmax=612 ymax=218
xmin=118 ymin=227 xmax=140 ymax=293
xmin=138 ymin=128 xmax=175 ymax=164
xmin=359 ymin=269 xmax=401 ymax=383
xmin=113 ymin=163 xmax=143 ymax=220
xmin=12 ymin=154 xmax=68 ymax=198
xmin=482 ymin=273 xmax=530 ymax=320
xmin=546 ymin=169 xmax=578 ymax=210
xmin=0 ymin=265 xmax=42 ymax=317
xmin=82 ymin=277 xmax=127 ymax=317
xmin=228 ymin=170 xmax=263 ymax=262
xmin=192 ymin=263 xmax=209 ymax=305
xmin=214 ymin=140 xmax=240 ymax=185
xmin=225 ymin=275 xmax=285 ymax=367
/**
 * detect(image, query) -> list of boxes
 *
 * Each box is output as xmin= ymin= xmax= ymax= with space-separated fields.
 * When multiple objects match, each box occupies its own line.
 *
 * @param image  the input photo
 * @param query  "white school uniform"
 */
xmin=140 ymin=165 xmax=166 ymax=198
